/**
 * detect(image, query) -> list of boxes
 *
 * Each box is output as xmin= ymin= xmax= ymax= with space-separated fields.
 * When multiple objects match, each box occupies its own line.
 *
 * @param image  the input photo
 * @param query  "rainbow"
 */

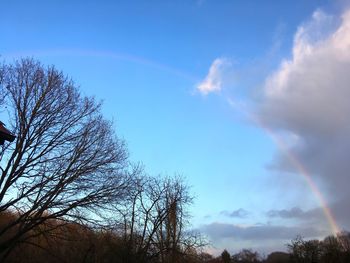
xmin=2 ymin=48 xmax=198 ymax=83
xmin=266 ymin=130 xmax=340 ymax=235
xmin=227 ymin=98 xmax=341 ymax=236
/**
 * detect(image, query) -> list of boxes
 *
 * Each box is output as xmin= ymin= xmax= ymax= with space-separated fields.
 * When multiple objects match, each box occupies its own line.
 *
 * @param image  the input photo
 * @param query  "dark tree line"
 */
xmin=0 ymin=176 xmax=205 ymax=263
xmin=0 ymin=58 xmax=204 ymax=262
xmin=287 ymin=232 xmax=350 ymax=263
xmin=205 ymin=232 xmax=350 ymax=263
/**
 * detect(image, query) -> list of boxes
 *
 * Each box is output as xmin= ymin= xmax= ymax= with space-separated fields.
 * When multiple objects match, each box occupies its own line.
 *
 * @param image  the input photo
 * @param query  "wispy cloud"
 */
xmin=196 ymin=58 xmax=230 ymax=95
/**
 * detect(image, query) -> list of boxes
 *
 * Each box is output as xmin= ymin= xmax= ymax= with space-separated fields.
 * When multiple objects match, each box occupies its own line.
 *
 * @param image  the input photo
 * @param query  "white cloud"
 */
xmin=257 ymin=9 xmax=350 ymax=228
xmin=261 ymin=9 xmax=349 ymax=135
xmin=196 ymin=58 xmax=230 ymax=95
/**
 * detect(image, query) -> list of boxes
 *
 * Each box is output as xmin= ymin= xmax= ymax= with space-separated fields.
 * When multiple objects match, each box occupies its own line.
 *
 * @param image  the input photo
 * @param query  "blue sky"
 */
xmin=2 ymin=0 xmax=350 ymax=254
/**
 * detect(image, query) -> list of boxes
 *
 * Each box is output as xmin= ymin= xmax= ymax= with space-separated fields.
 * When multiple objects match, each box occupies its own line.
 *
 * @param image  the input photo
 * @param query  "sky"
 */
xmin=2 ymin=0 xmax=350 ymax=255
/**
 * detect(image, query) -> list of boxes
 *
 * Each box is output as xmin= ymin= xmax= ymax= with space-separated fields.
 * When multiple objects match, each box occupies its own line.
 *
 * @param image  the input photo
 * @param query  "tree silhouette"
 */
xmin=221 ymin=249 xmax=231 ymax=263
xmin=0 ymin=58 xmax=131 ymax=260
xmin=232 ymin=249 xmax=260 ymax=263
xmin=115 ymin=175 xmax=204 ymax=262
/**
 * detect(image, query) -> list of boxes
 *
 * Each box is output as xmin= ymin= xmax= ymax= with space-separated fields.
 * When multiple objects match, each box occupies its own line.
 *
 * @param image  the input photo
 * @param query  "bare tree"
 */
xmin=288 ymin=236 xmax=321 ymax=263
xmin=156 ymin=176 xmax=194 ymax=263
xmin=115 ymin=175 xmax=204 ymax=262
xmin=0 ymin=58 xmax=131 ymax=259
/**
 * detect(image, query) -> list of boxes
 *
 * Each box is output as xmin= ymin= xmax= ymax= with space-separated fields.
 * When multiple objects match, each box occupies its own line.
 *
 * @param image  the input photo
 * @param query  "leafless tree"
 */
xmin=0 ymin=58 xmax=131 ymax=259
xmin=288 ymin=236 xmax=322 ymax=263
xmin=115 ymin=175 xmax=204 ymax=262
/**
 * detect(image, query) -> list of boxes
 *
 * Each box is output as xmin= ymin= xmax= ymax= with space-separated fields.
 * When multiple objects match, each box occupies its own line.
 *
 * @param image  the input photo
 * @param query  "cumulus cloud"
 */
xmin=257 ymin=9 xmax=350 ymax=213
xmin=221 ymin=208 xmax=250 ymax=218
xmin=196 ymin=58 xmax=230 ymax=95
xmin=196 ymin=8 xmax=350 ymax=253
